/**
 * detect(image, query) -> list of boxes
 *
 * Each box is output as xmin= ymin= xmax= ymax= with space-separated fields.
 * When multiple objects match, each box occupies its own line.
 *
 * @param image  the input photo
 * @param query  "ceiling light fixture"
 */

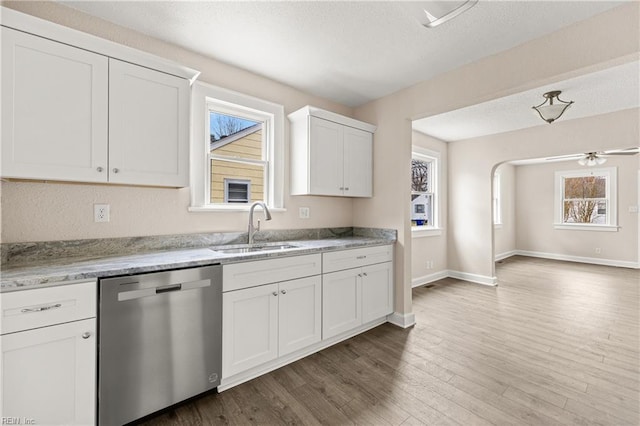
xmin=532 ymin=90 xmax=574 ymax=123
xmin=422 ymin=0 xmax=478 ymax=28
xmin=577 ymin=152 xmax=607 ymax=167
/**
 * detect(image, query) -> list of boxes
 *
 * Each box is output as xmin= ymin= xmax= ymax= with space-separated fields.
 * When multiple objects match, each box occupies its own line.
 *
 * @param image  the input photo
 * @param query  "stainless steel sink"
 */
xmin=211 ymin=243 xmax=299 ymax=254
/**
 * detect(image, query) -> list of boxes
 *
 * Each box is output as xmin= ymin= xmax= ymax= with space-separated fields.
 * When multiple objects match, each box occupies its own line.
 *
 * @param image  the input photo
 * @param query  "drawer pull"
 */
xmin=281 ymin=290 xmax=287 ymax=295
xmin=356 ymin=255 xmax=367 ymax=259
xmin=82 ymin=332 xmax=92 ymax=339
xmin=272 ymin=292 xmax=278 ymax=297
xmin=21 ymin=303 xmax=62 ymax=313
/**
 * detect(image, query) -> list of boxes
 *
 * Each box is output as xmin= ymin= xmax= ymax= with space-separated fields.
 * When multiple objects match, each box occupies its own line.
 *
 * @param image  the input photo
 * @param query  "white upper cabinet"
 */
xmin=1 ymin=27 xmax=109 ymax=182
xmin=0 ymin=9 xmax=198 ymax=187
xmin=289 ymin=106 xmax=376 ymax=197
xmin=109 ymin=60 xmax=189 ymax=187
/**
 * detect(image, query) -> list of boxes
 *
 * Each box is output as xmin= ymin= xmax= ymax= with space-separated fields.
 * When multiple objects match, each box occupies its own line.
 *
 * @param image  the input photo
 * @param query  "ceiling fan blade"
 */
xmin=602 ymin=151 xmax=639 ymax=156
xmin=545 ymin=154 xmax=582 ymax=160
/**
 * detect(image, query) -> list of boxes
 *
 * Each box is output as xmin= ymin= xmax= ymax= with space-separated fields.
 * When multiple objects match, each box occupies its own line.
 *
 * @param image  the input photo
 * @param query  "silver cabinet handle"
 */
xmin=281 ymin=290 xmax=287 ymax=295
xmin=21 ymin=303 xmax=62 ymax=313
xmin=339 ymin=187 xmax=344 ymax=190
xmin=345 ymin=187 xmax=350 ymax=191
xmin=272 ymin=291 xmax=278 ymax=296
xmin=112 ymin=168 xmax=119 ymax=174
xmin=363 ymin=272 xmax=368 ymax=277
xmin=97 ymin=167 xmax=104 ymax=172
xmin=357 ymin=273 xmax=362 ymax=277
xmin=82 ymin=332 xmax=92 ymax=339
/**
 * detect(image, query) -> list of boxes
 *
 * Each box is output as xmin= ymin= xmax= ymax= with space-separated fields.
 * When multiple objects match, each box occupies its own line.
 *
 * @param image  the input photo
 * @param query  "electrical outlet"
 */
xmin=94 ymin=204 xmax=110 ymax=223
xmin=299 ymin=207 xmax=310 ymax=219
xmin=595 ymin=247 xmax=601 ymax=254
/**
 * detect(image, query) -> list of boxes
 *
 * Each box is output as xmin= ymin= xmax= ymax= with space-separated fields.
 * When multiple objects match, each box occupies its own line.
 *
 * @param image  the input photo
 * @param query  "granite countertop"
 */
xmin=0 ymin=234 xmax=395 ymax=293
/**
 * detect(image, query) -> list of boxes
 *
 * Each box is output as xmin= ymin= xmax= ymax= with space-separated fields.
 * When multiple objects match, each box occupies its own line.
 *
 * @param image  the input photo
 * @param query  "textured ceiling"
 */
xmin=412 ymin=60 xmax=640 ymax=141
xmin=59 ymin=0 xmax=628 ymax=107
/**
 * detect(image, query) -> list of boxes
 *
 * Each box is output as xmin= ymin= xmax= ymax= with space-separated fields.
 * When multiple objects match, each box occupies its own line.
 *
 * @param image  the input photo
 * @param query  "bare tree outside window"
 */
xmin=210 ymin=113 xmax=256 ymax=142
xmin=411 ymin=159 xmax=430 ymax=192
xmin=563 ymin=176 xmax=607 ymax=223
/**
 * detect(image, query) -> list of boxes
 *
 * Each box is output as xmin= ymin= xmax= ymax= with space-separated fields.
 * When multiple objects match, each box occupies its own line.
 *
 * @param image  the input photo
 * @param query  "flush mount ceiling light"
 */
xmin=421 ymin=0 xmax=479 ymax=28
xmin=532 ymin=90 xmax=574 ymax=123
xmin=578 ymin=152 xmax=607 ymax=167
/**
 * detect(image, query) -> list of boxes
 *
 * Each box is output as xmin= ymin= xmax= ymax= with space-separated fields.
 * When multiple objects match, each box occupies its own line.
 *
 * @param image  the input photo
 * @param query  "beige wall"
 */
xmin=494 ymin=163 xmax=516 ymax=259
xmin=353 ymin=3 xmax=639 ymax=315
xmin=0 ymin=1 xmax=356 ymax=243
xmin=514 ymin=155 xmax=638 ymax=265
xmin=411 ymin=131 xmax=448 ymax=285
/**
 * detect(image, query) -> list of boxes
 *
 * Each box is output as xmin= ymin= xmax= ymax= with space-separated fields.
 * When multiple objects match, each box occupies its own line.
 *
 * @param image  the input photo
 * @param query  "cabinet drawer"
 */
xmin=0 ymin=281 xmax=97 ymax=335
xmin=223 ymin=254 xmax=322 ymax=292
xmin=322 ymin=245 xmax=393 ymax=273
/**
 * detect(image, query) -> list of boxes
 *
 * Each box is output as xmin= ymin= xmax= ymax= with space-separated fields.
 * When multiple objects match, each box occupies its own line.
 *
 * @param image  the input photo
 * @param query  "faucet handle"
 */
xmin=256 ymin=219 xmax=261 ymax=232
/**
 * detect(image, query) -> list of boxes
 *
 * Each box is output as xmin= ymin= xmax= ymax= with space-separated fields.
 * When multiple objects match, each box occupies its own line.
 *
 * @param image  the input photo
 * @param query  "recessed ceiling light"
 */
xmin=421 ymin=0 xmax=479 ymax=28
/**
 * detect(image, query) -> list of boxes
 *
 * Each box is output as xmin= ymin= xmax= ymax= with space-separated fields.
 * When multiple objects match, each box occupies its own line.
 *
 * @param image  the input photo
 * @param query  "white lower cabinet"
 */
xmin=323 ymin=262 xmax=393 ymax=339
xmin=0 ymin=281 xmax=97 ymax=425
xmin=323 ymin=245 xmax=394 ymax=340
xmin=222 ymin=273 xmax=322 ymax=378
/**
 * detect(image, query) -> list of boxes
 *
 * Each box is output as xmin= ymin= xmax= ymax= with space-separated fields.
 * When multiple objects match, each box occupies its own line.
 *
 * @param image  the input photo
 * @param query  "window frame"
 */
xmin=189 ymin=82 xmax=284 ymax=212
xmin=553 ymin=167 xmax=618 ymax=231
xmin=493 ymin=172 xmax=502 ymax=227
xmin=411 ymin=147 xmax=441 ymax=237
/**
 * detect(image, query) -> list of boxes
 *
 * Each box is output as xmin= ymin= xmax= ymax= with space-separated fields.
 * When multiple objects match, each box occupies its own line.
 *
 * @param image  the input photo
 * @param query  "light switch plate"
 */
xmin=629 ymin=205 xmax=639 ymax=213
xmin=299 ymin=207 xmax=310 ymax=219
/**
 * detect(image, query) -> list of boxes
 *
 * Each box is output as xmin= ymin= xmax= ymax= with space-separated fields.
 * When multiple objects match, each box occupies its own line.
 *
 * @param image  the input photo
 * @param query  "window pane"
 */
xmin=564 ymin=176 xmax=606 ymax=199
xmin=210 ymin=112 xmax=259 ymax=145
xmin=211 ymin=159 xmax=264 ymax=204
xmin=411 ymin=159 xmax=431 ymax=192
xmin=563 ymin=200 xmax=606 ymax=224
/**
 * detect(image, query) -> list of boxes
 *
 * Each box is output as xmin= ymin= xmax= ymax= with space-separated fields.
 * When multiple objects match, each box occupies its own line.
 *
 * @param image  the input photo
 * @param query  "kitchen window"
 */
xmin=190 ymin=82 xmax=284 ymax=211
xmin=554 ymin=167 xmax=618 ymax=231
xmin=411 ymin=147 xmax=440 ymax=237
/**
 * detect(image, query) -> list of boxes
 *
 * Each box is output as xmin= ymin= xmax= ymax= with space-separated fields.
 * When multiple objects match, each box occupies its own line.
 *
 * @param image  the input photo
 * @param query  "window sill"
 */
xmin=412 ymin=227 xmax=443 ymax=238
xmin=553 ymin=224 xmax=619 ymax=232
xmin=189 ymin=205 xmax=286 ymax=213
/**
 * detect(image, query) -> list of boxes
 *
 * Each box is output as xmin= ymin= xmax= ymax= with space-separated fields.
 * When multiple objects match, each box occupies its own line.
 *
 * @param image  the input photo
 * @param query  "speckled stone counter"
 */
xmin=0 ymin=227 xmax=396 ymax=292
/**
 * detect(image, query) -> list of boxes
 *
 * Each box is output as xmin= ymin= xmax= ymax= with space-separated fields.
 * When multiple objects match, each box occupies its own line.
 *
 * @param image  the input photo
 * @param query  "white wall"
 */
xmin=0 ymin=1 xmax=357 ymax=243
xmin=514 ymin=155 xmax=638 ymax=266
xmin=411 ymin=131 xmax=448 ymax=286
xmin=494 ymin=163 xmax=516 ymax=259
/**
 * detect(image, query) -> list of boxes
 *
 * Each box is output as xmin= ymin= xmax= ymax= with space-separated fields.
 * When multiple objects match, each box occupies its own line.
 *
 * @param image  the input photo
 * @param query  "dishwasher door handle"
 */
xmin=117 ymin=279 xmax=211 ymax=301
xmin=156 ymin=284 xmax=182 ymax=294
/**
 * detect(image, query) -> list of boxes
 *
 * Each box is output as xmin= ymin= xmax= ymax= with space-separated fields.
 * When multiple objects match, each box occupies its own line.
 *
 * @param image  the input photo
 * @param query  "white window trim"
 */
xmin=553 ymin=167 xmax=618 ymax=231
xmin=411 ymin=146 xmax=441 ymax=237
xmin=493 ymin=172 xmax=502 ymax=226
xmin=189 ymin=81 xmax=284 ymax=211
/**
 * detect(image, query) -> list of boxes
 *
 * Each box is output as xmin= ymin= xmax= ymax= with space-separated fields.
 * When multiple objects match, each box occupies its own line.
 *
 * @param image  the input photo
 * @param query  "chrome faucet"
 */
xmin=248 ymin=201 xmax=272 ymax=245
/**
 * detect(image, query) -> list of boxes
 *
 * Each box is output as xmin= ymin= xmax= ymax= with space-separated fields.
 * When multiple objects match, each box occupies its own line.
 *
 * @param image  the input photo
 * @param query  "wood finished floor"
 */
xmin=141 ymin=256 xmax=640 ymax=425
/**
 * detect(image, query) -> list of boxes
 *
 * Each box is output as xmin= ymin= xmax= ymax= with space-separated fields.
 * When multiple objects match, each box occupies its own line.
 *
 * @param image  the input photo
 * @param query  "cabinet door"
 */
xmin=361 ymin=262 xmax=394 ymax=323
xmin=0 ymin=318 xmax=96 ymax=425
xmin=223 ymin=283 xmax=278 ymax=377
xmin=322 ymin=268 xmax=362 ymax=339
xmin=109 ymin=59 xmax=189 ymax=187
xmin=343 ymin=126 xmax=373 ymax=197
xmin=1 ymin=28 xmax=108 ymax=182
xmin=278 ymin=276 xmax=322 ymax=356
xmin=309 ymin=116 xmax=344 ymax=196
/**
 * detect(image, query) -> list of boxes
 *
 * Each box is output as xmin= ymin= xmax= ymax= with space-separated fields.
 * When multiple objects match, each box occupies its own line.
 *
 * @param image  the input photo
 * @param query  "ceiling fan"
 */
xmin=546 ymin=147 xmax=639 ymax=166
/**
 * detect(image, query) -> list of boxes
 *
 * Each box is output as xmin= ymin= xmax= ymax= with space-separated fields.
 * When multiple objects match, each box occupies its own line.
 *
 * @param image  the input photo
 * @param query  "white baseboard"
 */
xmin=412 ymin=270 xmax=449 ymax=288
xmin=495 ymin=250 xmax=517 ymax=261
xmin=387 ymin=312 xmax=416 ymax=328
xmin=515 ymin=250 xmax=639 ymax=269
xmin=448 ymin=270 xmax=498 ymax=286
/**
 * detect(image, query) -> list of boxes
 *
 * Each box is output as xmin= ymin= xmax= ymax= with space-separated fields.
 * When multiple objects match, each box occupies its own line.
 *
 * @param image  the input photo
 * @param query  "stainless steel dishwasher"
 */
xmin=98 ymin=265 xmax=222 ymax=426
